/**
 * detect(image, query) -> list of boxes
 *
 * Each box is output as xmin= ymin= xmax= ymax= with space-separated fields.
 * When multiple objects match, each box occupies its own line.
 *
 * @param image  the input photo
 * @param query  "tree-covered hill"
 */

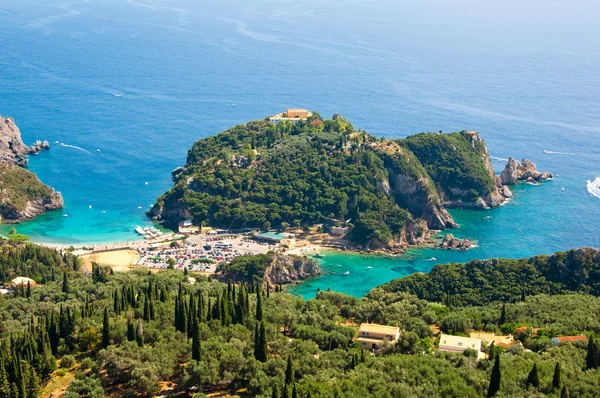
xmin=149 ymin=113 xmax=511 ymax=248
xmin=375 ymin=247 xmax=600 ymax=306
xmin=1 ymin=243 xmax=600 ymax=397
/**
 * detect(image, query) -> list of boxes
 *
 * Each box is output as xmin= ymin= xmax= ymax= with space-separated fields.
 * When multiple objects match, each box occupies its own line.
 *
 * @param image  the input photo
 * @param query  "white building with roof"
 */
xmin=439 ymin=333 xmax=485 ymax=360
xmin=356 ymin=323 xmax=400 ymax=350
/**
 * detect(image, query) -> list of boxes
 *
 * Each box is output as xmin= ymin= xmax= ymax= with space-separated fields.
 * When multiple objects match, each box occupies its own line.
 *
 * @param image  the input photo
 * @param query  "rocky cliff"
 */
xmin=0 ymin=117 xmax=31 ymax=166
xmin=0 ymin=117 xmax=63 ymax=222
xmin=262 ymin=254 xmax=320 ymax=285
xmin=403 ymin=130 xmax=550 ymax=210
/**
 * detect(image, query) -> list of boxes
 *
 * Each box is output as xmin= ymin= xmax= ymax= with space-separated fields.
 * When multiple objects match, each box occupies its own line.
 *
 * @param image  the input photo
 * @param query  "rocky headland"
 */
xmin=263 ymin=254 xmax=320 ymax=285
xmin=150 ymin=114 xmax=551 ymax=253
xmin=0 ymin=116 xmax=63 ymax=223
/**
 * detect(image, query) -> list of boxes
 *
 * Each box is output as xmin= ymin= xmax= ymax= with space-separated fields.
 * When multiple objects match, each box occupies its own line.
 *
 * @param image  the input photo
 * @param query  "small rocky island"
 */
xmin=0 ymin=116 xmax=63 ymax=222
xmin=150 ymin=111 xmax=551 ymax=252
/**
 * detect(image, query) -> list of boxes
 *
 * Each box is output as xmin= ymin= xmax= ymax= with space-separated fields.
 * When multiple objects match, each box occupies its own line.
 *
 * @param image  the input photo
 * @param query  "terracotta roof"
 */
xmin=556 ymin=335 xmax=588 ymax=343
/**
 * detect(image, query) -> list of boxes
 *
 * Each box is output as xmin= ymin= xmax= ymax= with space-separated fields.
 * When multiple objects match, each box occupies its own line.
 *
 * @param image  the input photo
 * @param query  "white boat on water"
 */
xmin=135 ymin=226 xmax=147 ymax=235
xmin=588 ymin=177 xmax=600 ymax=199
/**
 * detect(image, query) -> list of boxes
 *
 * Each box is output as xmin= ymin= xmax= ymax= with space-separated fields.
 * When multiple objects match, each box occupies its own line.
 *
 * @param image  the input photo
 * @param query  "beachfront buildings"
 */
xmin=178 ymin=219 xmax=199 ymax=235
xmin=269 ymin=109 xmax=312 ymax=124
xmin=439 ymin=333 xmax=485 ymax=360
xmin=356 ymin=323 xmax=400 ymax=350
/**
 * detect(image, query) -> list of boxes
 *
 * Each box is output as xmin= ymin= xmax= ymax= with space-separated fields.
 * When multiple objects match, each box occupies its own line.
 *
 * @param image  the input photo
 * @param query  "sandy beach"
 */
xmin=81 ymin=249 xmax=140 ymax=272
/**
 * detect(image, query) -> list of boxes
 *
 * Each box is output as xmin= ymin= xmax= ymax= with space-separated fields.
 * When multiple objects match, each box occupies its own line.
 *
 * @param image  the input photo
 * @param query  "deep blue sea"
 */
xmin=0 ymin=0 xmax=599 ymax=296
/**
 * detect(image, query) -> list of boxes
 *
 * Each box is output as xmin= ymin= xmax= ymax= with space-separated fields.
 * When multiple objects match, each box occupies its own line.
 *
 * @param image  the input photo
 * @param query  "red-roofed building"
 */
xmin=552 ymin=335 xmax=588 ymax=345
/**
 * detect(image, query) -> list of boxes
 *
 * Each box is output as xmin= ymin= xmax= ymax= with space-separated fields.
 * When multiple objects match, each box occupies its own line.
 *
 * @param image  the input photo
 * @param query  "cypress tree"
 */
xmin=51 ymin=267 xmax=55 ymax=282
xmin=282 ymin=385 xmax=290 ymax=398
xmin=26 ymin=282 xmax=31 ymax=299
xmin=143 ymin=294 xmax=150 ymax=322
xmin=586 ymin=334 xmax=600 ymax=369
xmin=560 ymin=385 xmax=569 ymax=398
xmin=102 ymin=308 xmax=110 ymax=348
xmin=127 ymin=314 xmax=135 ymax=342
xmin=291 ymin=384 xmax=298 ymax=398
xmin=499 ymin=304 xmax=506 ymax=325
xmin=487 ymin=354 xmax=501 ymax=397
xmin=61 ymin=272 xmax=69 ymax=294
xmin=266 ymin=282 xmax=270 ymax=298
xmin=285 ymin=355 xmax=294 ymax=386
xmin=526 ymin=363 xmax=539 ymax=388
xmin=149 ymin=298 xmax=155 ymax=321
xmin=271 ymin=384 xmax=280 ymax=398
xmin=360 ymin=347 xmax=365 ymax=363
xmin=113 ymin=290 xmax=120 ymax=315
xmin=255 ymin=322 xmax=267 ymax=362
xmin=489 ymin=341 xmax=496 ymax=362
xmin=552 ymin=362 xmax=561 ymax=391
xmin=191 ymin=317 xmax=201 ymax=362
xmin=256 ymin=290 xmax=263 ymax=322
xmin=136 ymin=319 xmax=144 ymax=347
xmin=48 ymin=313 xmax=58 ymax=355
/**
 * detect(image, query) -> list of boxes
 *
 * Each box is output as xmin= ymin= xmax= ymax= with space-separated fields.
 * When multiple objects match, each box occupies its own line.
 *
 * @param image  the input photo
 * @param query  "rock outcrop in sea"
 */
xmin=440 ymin=233 xmax=473 ymax=250
xmin=262 ymin=254 xmax=320 ymax=285
xmin=500 ymin=157 xmax=553 ymax=185
xmin=0 ymin=116 xmax=63 ymax=223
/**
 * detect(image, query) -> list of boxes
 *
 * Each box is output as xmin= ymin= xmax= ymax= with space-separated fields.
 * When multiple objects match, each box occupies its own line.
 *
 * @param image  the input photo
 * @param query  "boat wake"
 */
xmin=543 ymin=150 xmax=573 ymax=155
xmin=59 ymin=143 xmax=92 ymax=154
xmin=490 ymin=156 xmax=508 ymax=162
xmin=587 ymin=177 xmax=600 ymax=200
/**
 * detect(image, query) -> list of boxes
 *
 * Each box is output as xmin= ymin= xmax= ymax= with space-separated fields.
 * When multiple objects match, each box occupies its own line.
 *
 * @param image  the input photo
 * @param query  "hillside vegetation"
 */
xmin=0 ymin=164 xmax=58 ymax=216
xmin=1 ymin=242 xmax=600 ymax=397
xmin=376 ymin=247 xmax=600 ymax=306
xmin=150 ymin=113 xmax=504 ymax=247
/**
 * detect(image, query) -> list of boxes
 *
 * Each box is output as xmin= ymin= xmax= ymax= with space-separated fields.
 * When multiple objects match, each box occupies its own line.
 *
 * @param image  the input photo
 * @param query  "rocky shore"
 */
xmin=262 ymin=254 xmax=320 ymax=285
xmin=0 ymin=116 xmax=63 ymax=222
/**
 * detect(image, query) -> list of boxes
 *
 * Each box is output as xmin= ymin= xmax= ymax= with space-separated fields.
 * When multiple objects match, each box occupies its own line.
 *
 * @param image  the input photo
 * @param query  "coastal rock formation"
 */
xmin=500 ymin=157 xmax=553 ymax=185
xmin=440 ymin=233 xmax=473 ymax=250
xmin=263 ymin=254 xmax=320 ymax=285
xmin=0 ymin=117 xmax=30 ymax=166
xmin=0 ymin=116 xmax=63 ymax=222
xmin=29 ymin=140 xmax=50 ymax=155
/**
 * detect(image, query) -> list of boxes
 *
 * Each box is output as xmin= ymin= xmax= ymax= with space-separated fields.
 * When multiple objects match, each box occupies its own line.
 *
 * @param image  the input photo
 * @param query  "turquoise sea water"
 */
xmin=0 ymin=0 xmax=599 ymax=294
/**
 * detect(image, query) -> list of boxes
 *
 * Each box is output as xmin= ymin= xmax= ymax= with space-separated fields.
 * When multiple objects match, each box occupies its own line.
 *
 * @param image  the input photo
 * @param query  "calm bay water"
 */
xmin=0 ymin=0 xmax=598 ymax=295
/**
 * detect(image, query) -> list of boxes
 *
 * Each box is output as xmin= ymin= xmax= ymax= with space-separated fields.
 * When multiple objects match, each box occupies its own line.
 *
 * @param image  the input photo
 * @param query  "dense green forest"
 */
xmin=150 ymin=114 xmax=500 ymax=246
xmin=403 ymin=131 xmax=497 ymax=201
xmin=1 ymin=242 xmax=600 ymax=397
xmin=377 ymin=247 xmax=600 ymax=306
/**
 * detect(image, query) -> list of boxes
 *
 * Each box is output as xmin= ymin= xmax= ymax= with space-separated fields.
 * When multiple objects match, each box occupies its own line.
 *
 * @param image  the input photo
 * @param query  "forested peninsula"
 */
xmin=0 ymin=116 xmax=62 ymax=222
xmin=1 ymin=240 xmax=600 ymax=397
xmin=149 ymin=112 xmax=551 ymax=250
